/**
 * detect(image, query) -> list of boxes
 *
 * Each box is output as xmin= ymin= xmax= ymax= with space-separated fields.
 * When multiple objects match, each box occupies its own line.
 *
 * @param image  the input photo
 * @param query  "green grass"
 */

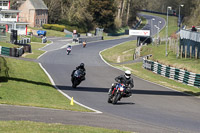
xmin=23 ymin=42 xmax=46 ymax=59
xmin=0 ymin=42 xmax=17 ymax=48
xmin=101 ymin=40 xmax=137 ymax=63
xmin=0 ymin=121 xmax=131 ymax=133
xmin=29 ymin=27 xmax=66 ymax=37
xmin=0 ymin=57 xmax=91 ymax=111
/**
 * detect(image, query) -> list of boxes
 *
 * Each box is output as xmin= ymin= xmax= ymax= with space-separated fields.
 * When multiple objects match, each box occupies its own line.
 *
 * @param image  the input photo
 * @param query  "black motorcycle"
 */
xmin=71 ymin=69 xmax=85 ymax=88
xmin=108 ymin=83 xmax=127 ymax=104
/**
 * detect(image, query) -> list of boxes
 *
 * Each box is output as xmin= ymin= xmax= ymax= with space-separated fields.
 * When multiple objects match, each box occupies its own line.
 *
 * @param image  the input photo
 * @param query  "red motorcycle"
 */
xmin=108 ymin=83 xmax=127 ymax=104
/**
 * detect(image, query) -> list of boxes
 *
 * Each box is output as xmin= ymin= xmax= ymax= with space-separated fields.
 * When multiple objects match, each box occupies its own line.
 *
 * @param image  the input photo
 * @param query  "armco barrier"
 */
xmin=143 ymin=57 xmax=200 ymax=88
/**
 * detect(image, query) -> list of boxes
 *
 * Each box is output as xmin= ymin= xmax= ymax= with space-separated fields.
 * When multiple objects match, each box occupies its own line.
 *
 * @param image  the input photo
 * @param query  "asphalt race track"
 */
xmin=1 ymin=14 xmax=200 ymax=133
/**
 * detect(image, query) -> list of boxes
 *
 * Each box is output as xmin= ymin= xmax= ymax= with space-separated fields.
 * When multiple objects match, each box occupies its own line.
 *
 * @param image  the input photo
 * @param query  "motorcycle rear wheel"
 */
xmin=107 ymin=96 xmax=112 ymax=103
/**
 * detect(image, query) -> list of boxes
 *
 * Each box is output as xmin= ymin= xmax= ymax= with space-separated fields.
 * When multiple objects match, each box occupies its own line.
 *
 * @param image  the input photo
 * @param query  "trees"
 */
xmin=88 ymin=0 xmax=117 ymax=31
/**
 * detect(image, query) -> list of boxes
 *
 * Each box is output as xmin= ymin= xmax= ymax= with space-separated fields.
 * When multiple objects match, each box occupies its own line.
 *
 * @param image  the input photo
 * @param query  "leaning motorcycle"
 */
xmin=71 ymin=69 xmax=84 ymax=88
xmin=108 ymin=83 xmax=127 ymax=104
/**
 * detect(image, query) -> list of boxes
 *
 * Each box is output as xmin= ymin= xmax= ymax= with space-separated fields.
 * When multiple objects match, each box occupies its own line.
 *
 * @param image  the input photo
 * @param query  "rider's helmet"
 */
xmin=124 ymin=70 xmax=131 ymax=79
xmin=80 ymin=63 xmax=84 ymax=68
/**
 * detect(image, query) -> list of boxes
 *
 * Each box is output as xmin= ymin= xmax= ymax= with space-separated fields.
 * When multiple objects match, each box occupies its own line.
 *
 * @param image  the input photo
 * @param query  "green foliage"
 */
xmin=42 ymin=23 xmax=86 ymax=33
xmin=42 ymin=24 xmax=52 ymax=29
xmin=51 ymin=24 xmax=65 ymax=32
xmin=89 ymin=0 xmax=117 ymax=31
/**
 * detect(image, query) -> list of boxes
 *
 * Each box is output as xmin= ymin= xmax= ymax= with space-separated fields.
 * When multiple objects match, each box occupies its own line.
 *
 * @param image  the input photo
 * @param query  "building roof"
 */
xmin=29 ymin=0 xmax=48 ymax=10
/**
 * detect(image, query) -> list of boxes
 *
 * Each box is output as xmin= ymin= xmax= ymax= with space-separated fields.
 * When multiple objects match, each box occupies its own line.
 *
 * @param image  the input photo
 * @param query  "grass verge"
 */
xmin=23 ymin=42 xmax=46 ymax=59
xmin=0 ymin=121 xmax=131 ymax=133
xmin=101 ymin=40 xmax=137 ymax=63
xmin=0 ymin=57 xmax=91 ymax=111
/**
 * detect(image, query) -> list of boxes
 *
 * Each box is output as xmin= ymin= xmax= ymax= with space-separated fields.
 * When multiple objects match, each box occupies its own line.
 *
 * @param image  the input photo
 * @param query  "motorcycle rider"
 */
xmin=67 ymin=45 xmax=72 ymax=50
xmin=108 ymin=70 xmax=134 ymax=97
xmin=66 ymin=45 xmax=72 ymax=54
xmin=71 ymin=63 xmax=86 ymax=82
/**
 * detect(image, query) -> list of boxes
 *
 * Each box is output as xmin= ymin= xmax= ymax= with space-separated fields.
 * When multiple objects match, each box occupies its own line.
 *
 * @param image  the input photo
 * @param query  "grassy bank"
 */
xmin=102 ymin=40 xmax=137 ymax=63
xmin=0 ymin=57 xmax=90 ymax=111
xmin=0 ymin=121 xmax=131 ymax=133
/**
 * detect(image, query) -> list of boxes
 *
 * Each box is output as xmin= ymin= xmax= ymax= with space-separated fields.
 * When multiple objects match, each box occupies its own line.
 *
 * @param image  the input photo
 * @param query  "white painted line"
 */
xmin=37 ymin=51 xmax=47 ymax=60
xmin=39 ymin=63 xmax=102 ymax=114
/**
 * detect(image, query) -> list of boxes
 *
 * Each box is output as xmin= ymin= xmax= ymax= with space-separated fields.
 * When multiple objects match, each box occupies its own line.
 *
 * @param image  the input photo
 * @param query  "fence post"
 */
xmin=176 ymin=39 xmax=179 ymax=58
xmin=185 ymin=45 xmax=187 ymax=58
xmin=195 ymin=46 xmax=198 ymax=59
xmin=190 ymin=45 xmax=192 ymax=58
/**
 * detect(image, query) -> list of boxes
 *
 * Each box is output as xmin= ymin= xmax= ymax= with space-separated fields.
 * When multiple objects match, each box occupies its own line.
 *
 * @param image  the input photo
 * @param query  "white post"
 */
xmin=151 ymin=18 xmax=155 ymax=37
xmin=166 ymin=6 xmax=172 ymax=56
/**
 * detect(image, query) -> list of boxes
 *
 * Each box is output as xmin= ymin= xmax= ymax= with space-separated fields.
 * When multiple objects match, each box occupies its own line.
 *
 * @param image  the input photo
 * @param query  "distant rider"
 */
xmin=71 ymin=63 xmax=86 ymax=81
xmin=67 ymin=45 xmax=72 ymax=49
xmin=108 ymin=70 xmax=134 ymax=97
xmin=66 ymin=45 xmax=72 ymax=55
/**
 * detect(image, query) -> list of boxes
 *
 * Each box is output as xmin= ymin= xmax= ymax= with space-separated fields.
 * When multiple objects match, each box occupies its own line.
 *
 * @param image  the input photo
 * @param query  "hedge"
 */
xmin=43 ymin=24 xmax=87 ymax=33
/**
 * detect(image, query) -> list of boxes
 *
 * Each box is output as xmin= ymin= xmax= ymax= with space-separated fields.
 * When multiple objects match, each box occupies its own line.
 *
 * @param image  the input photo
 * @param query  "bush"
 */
xmin=42 ymin=24 xmax=52 ymax=29
xmin=65 ymin=25 xmax=87 ymax=33
xmin=43 ymin=24 xmax=87 ymax=33
xmin=51 ymin=24 xmax=65 ymax=32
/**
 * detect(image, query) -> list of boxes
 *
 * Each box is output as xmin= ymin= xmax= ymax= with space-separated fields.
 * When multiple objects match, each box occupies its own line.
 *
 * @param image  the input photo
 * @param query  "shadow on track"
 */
xmin=113 ymin=102 xmax=135 ymax=105
xmin=57 ymin=85 xmax=190 ymax=97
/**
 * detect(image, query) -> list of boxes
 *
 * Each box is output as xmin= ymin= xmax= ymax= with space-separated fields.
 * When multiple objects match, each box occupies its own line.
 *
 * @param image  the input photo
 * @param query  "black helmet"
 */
xmin=80 ymin=63 xmax=84 ymax=68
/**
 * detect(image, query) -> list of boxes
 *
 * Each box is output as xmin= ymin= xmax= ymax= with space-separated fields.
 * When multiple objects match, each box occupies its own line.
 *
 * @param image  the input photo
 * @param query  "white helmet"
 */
xmin=125 ymin=70 xmax=131 ymax=79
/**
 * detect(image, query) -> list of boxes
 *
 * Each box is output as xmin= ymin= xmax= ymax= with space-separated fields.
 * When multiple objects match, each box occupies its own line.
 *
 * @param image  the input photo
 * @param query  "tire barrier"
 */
xmin=143 ymin=57 xmax=200 ymax=88
xmin=0 ymin=46 xmax=24 ymax=57
xmin=17 ymin=38 xmax=31 ymax=44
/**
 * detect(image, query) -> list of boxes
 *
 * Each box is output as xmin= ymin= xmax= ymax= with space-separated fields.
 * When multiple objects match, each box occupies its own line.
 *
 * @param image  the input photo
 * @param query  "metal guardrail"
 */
xmin=143 ymin=56 xmax=200 ymax=88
